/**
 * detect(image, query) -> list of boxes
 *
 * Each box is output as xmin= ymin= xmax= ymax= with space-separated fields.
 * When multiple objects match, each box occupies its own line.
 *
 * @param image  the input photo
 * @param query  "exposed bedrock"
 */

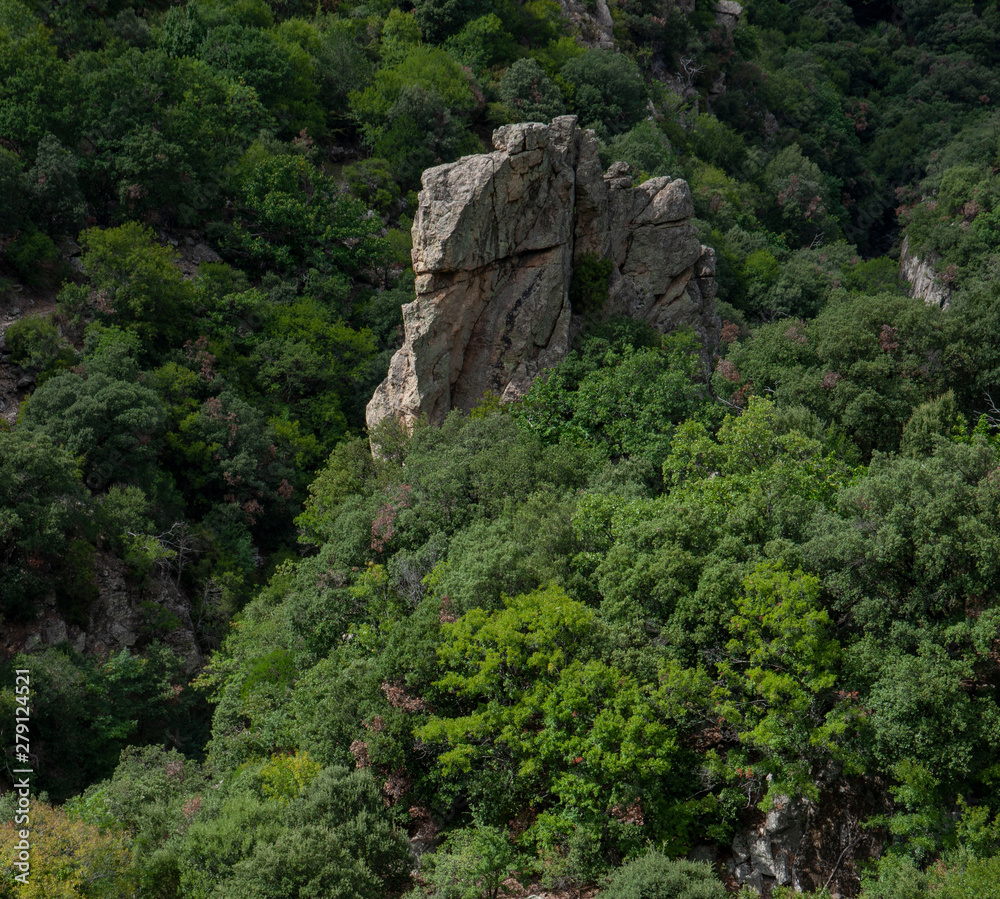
xmin=900 ymin=234 xmax=951 ymax=309
xmin=366 ymin=116 xmax=720 ymax=432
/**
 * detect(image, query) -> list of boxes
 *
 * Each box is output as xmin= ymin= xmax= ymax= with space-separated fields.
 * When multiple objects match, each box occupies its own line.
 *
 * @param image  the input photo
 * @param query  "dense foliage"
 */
xmin=3 ymin=0 xmax=1000 ymax=895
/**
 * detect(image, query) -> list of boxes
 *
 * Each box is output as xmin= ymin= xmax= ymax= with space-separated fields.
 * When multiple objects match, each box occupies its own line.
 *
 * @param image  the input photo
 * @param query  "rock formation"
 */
xmin=715 ymin=0 xmax=743 ymax=32
xmin=9 ymin=550 xmax=202 ymax=673
xmin=900 ymin=234 xmax=951 ymax=309
xmin=366 ymin=116 xmax=719 ymax=432
xmin=729 ymin=797 xmax=808 ymax=892
xmin=555 ymin=0 xmax=615 ymax=49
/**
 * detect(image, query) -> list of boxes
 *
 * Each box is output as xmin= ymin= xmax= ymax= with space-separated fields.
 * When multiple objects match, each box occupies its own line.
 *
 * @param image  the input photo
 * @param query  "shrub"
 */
xmin=412 ymin=0 xmax=490 ymax=43
xmin=445 ymin=14 xmax=517 ymax=77
xmin=569 ymin=253 xmax=612 ymax=317
xmin=498 ymin=58 xmax=565 ymax=123
xmin=344 ymin=157 xmax=401 ymax=214
xmin=6 ymin=228 xmax=63 ymax=288
xmin=604 ymin=120 xmax=676 ymax=179
xmin=601 ymin=850 xmax=726 ymax=899
xmin=4 ymin=315 xmax=63 ymax=370
xmin=559 ymin=50 xmax=647 ymax=138
xmin=0 ymin=800 xmax=134 ymax=898
xmin=418 ymin=824 xmax=516 ymax=899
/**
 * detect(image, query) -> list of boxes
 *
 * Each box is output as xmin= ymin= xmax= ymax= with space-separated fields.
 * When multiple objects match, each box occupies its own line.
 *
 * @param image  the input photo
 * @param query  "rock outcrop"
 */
xmin=715 ymin=0 xmax=743 ymax=32
xmin=5 ymin=551 xmax=203 ymax=673
xmin=555 ymin=0 xmax=615 ymax=49
xmin=367 ymin=116 xmax=719 ymax=431
xmin=729 ymin=797 xmax=809 ymax=892
xmin=900 ymin=234 xmax=950 ymax=309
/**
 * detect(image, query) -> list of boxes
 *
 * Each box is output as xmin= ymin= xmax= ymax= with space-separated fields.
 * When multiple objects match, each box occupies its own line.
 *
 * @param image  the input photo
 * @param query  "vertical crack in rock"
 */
xmin=366 ymin=116 xmax=720 ymax=433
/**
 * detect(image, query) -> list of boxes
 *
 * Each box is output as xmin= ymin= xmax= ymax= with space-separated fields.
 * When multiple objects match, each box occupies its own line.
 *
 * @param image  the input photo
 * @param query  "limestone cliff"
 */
xmin=366 ymin=116 xmax=719 ymax=431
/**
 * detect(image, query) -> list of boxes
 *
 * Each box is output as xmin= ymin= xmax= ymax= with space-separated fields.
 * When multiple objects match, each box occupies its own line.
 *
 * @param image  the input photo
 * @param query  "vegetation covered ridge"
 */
xmin=2 ymin=0 xmax=1000 ymax=896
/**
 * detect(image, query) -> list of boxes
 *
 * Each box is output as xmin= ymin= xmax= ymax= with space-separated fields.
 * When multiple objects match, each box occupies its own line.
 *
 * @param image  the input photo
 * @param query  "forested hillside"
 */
xmin=3 ymin=0 xmax=1000 ymax=895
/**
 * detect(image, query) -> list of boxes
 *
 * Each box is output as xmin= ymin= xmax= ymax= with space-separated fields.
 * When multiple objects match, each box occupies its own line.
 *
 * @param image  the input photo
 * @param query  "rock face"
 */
xmin=367 ymin=117 xmax=719 ymax=431
xmin=729 ymin=796 xmax=809 ymax=893
xmin=715 ymin=0 xmax=743 ymax=31
xmin=900 ymin=234 xmax=950 ymax=309
xmin=7 ymin=551 xmax=203 ymax=673
xmin=555 ymin=0 xmax=614 ymax=49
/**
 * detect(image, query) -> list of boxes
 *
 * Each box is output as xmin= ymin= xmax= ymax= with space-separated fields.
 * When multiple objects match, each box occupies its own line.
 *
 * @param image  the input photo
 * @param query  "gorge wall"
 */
xmin=366 ymin=116 xmax=720 ymax=431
